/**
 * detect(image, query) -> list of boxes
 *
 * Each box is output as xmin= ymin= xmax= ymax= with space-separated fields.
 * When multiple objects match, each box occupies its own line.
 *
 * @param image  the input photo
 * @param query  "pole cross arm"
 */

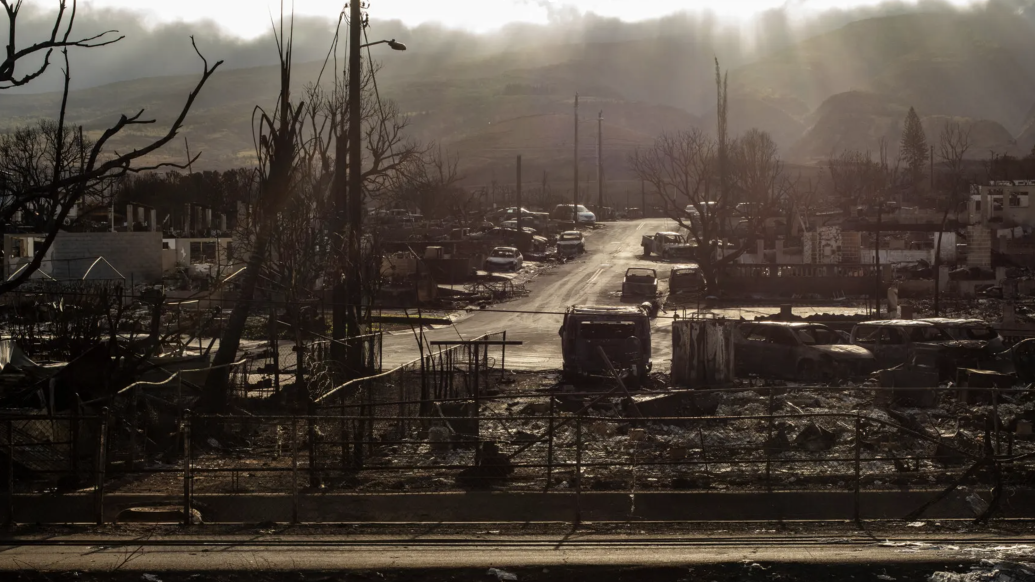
xmin=429 ymin=340 xmax=524 ymax=346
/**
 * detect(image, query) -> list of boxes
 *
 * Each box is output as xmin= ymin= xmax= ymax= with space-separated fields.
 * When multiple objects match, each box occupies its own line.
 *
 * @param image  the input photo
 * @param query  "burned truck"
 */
xmin=559 ymin=305 xmax=652 ymax=382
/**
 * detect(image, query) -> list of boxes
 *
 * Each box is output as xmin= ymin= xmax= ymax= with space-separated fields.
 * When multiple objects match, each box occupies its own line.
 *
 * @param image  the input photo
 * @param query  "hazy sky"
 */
xmin=84 ymin=0 xmax=985 ymax=38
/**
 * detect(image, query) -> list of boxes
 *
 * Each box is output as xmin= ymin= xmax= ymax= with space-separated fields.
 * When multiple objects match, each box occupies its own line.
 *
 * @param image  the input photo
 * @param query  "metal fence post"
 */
xmin=95 ymin=407 xmax=109 ymax=525
xmin=765 ymin=388 xmax=774 ymax=493
xmin=182 ymin=410 xmax=192 ymax=526
xmin=501 ymin=330 xmax=507 ymax=380
xmin=854 ymin=413 xmax=862 ymax=525
xmin=545 ymin=397 xmax=555 ymax=491
xmin=575 ymin=414 xmax=583 ymax=525
xmin=6 ymin=420 xmax=12 ymax=525
xmin=291 ymin=416 xmax=299 ymax=524
xmin=308 ymin=400 xmax=318 ymax=488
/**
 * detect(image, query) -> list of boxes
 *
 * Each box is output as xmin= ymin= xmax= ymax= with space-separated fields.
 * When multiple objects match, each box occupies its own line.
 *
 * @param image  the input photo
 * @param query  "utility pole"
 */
xmin=597 ymin=110 xmax=604 ymax=209
xmin=573 ymin=93 xmax=579 ymax=224
xmin=641 ymin=179 xmax=646 ymax=216
xmin=516 ymin=155 xmax=523 ymax=238
xmin=344 ymin=0 xmax=364 ymax=375
xmin=930 ymin=149 xmax=934 ymax=192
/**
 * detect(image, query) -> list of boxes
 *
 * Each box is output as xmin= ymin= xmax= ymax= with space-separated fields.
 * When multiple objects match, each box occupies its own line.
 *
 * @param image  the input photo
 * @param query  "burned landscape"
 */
xmin=6 ymin=0 xmax=1035 ymax=578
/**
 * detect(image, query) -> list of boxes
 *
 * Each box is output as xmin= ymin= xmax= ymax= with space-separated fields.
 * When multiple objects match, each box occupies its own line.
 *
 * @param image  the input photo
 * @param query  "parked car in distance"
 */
xmin=621 ymin=267 xmax=658 ymax=299
xmin=484 ymin=247 xmax=523 ymax=271
xmin=849 ymin=320 xmax=994 ymax=378
xmin=556 ymin=230 xmax=585 ymax=256
xmin=552 ymin=204 xmax=596 ymax=226
xmin=735 ymin=321 xmax=875 ymax=381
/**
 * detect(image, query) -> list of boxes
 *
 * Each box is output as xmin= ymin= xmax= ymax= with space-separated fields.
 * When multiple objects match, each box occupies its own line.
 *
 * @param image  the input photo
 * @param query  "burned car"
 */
xmin=919 ymin=318 xmax=1006 ymax=353
xmin=621 ymin=267 xmax=658 ymax=299
xmin=483 ymin=247 xmax=523 ymax=271
xmin=556 ymin=230 xmax=585 ymax=257
xmin=735 ymin=321 xmax=875 ymax=381
xmin=559 ymin=304 xmax=652 ymax=381
xmin=669 ymin=265 xmax=705 ymax=294
xmin=850 ymin=320 xmax=995 ymax=378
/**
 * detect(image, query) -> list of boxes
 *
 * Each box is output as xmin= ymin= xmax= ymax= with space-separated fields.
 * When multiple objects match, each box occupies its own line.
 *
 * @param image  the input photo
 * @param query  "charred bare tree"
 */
xmin=0 ymin=2 xmax=221 ymax=291
xmin=0 ymin=0 xmax=122 ymax=89
xmin=629 ymin=60 xmax=782 ymax=292
xmin=200 ymin=16 xmax=304 ymax=413
xmin=933 ymin=121 xmax=972 ymax=315
xmin=827 ymin=149 xmax=883 ymax=215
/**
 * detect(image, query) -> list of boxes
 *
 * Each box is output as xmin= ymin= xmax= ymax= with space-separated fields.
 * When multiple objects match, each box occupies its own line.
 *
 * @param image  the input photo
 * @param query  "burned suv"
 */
xmin=850 ymin=320 xmax=996 ymax=378
xmin=735 ymin=321 xmax=875 ymax=381
xmin=559 ymin=305 xmax=652 ymax=381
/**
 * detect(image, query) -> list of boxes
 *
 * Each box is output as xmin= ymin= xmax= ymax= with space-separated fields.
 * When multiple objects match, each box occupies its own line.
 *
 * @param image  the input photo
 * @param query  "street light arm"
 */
xmin=360 ymin=38 xmax=406 ymax=51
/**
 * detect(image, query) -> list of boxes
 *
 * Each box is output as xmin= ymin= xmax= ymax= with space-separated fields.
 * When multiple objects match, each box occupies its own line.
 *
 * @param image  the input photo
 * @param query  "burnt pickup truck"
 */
xmin=621 ymin=267 xmax=659 ymax=299
xmin=641 ymin=231 xmax=695 ymax=260
xmin=559 ymin=304 xmax=652 ymax=381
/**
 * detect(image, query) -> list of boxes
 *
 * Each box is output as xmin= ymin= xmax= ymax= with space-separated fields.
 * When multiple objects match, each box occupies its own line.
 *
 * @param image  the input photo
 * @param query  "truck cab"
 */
xmin=559 ymin=305 xmax=652 ymax=381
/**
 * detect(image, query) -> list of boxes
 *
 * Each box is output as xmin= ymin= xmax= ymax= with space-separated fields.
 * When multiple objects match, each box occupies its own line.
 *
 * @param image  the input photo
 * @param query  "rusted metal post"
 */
xmin=765 ymin=388 xmax=774 ymax=492
xmin=271 ymin=307 xmax=280 ymax=395
xmin=501 ymin=330 xmax=507 ymax=381
xmin=575 ymin=414 xmax=583 ymax=524
xmin=993 ymin=388 xmax=1002 ymax=455
xmin=341 ymin=395 xmax=348 ymax=472
xmin=473 ymin=346 xmax=482 ymax=440
xmin=95 ymin=408 xmax=109 ymax=525
xmin=291 ymin=416 xmax=299 ymax=524
xmin=182 ymin=410 xmax=192 ymax=526
xmin=854 ymin=414 xmax=862 ymax=525
xmin=6 ymin=420 xmax=12 ymax=525
xmin=546 ymin=397 xmax=555 ymax=491
xmin=698 ymin=428 xmax=708 ymax=475
xmin=307 ymin=399 xmax=318 ymax=488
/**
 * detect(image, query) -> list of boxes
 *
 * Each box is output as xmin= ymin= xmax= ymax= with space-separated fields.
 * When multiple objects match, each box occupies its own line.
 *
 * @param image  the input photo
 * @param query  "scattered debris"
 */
xmin=487 ymin=568 xmax=518 ymax=581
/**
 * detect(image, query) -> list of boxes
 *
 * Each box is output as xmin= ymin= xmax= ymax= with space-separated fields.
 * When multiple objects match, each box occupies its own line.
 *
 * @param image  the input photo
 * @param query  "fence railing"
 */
xmin=3 ymin=380 xmax=1031 ymax=524
xmin=724 ymin=264 xmax=894 ymax=279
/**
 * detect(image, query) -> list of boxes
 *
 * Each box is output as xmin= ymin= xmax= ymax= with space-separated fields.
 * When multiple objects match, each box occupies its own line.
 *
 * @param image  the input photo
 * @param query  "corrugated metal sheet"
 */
xmin=671 ymin=319 xmax=735 ymax=387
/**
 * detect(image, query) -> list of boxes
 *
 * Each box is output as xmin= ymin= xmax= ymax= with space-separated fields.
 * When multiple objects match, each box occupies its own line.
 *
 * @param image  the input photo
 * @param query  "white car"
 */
xmin=484 ymin=247 xmax=524 ymax=271
xmin=552 ymin=204 xmax=596 ymax=226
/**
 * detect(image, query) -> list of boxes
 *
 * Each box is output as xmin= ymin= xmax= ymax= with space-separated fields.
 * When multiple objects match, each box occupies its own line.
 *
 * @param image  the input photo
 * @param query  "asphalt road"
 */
xmin=381 ymin=218 xmax=682 ymax=372
xmin=1 ymin=532 xmax=1031 ymax=572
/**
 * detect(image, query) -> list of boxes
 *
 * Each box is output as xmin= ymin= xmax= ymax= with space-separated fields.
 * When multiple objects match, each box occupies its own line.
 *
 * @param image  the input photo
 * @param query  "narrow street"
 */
xmin=381 ymin=219 xmax=681 ymax=371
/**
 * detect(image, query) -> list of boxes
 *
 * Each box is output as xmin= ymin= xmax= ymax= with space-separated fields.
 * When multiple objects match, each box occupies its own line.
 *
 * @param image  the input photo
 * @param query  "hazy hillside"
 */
xmin=4 ymin=7 xmax=1035 ymax=178
xmin=789 ymin=91 xmax=1018 ymax=162
xmin=730 ymin=11 xmax=1035 ymax=133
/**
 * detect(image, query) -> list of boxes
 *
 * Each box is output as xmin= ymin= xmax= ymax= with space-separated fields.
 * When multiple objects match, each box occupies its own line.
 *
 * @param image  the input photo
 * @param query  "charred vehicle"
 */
xmin=735 ymin=321 xmax=875 ymax=381
xmin=621 ymin=267 xmax=658 ymax=299
xmin=483 ymin=247 xmax=523 ymax=271
xmin=559 ymin=305 xmax=652 ymax=381
xmin=641 ymin=231 xmax=695 ymax=259
xmin=669 ymin=265 xmax=705 ymax=294
xmin=556 ymin=230 xmax=585 ymax=257
xmin=850 ymin=320 xmax=996 ymax=378
xmin=920 ymin=318 xmax=1007 ymax=353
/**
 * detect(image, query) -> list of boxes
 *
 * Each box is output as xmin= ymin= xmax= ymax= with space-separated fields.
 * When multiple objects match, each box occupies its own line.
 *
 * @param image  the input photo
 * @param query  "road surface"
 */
xmin=0 ymin=531 xmax=1030 ymax=572
xmin=379 ymin=219 xmax=871 ymax=372
xmin=381 ymin=219 xmax=681 ymax=371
